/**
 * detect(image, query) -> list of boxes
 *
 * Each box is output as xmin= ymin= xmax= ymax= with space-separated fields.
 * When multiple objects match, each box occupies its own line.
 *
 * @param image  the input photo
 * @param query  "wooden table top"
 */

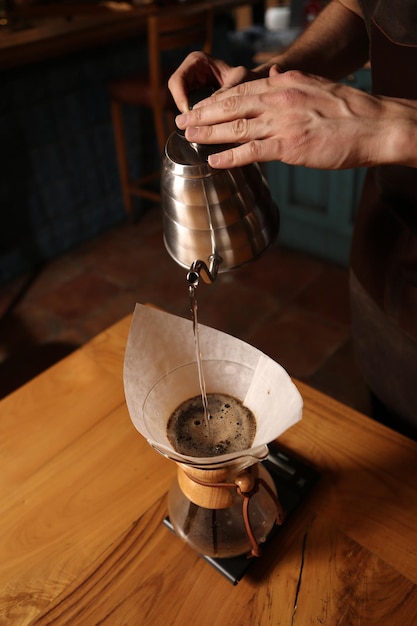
xmin=1 ymin=312 xmax=417 ymax=625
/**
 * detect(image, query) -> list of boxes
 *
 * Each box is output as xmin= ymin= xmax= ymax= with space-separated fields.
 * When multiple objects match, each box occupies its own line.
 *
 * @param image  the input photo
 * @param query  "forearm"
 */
xmin=385 ymin=97 xmax=417 ymax=168
xmin=254 ymin=0 xmax=369 ymax=81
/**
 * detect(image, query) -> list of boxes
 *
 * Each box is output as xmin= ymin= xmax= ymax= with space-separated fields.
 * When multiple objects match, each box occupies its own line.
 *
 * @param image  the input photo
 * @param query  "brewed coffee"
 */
xmin=167 ymin=393 xmax=256 ymax=457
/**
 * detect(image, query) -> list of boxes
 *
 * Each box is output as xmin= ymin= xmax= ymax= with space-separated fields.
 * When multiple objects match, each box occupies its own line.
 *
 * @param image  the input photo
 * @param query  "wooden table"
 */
xmin=1 ymin=313 xmax=417 ymax=625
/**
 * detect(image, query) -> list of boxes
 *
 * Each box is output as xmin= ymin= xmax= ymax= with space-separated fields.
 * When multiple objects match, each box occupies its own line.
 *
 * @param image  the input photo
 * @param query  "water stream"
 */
xmin=189 ymin=283 xmax=212 ymax=438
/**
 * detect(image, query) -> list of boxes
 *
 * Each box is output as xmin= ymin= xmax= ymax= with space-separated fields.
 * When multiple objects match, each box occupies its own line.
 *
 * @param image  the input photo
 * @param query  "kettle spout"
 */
xmin=187 ymin=254 xmax=222 ymax=286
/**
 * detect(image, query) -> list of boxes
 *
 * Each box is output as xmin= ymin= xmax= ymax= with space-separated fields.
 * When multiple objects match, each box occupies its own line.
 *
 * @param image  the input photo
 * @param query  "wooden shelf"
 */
xmin=0 ymin=0 xmax=257 ymax=70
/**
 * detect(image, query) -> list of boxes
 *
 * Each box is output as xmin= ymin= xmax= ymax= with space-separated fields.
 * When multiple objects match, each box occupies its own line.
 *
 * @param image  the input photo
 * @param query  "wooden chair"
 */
xmin=109 ymin=5 xmax=214 ymax=217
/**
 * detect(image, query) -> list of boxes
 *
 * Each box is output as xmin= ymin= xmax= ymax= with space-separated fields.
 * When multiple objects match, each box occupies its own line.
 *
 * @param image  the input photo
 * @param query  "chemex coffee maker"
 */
xmin=124 ymin=305 xmax=307 ymax=584
xmin=124 ymin=119 xmax=317 ymax=584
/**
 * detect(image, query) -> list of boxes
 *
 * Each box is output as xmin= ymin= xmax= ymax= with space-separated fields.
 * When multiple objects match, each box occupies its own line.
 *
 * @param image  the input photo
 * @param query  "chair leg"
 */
xmin=110 ymin=99 xmax=134 ymax=217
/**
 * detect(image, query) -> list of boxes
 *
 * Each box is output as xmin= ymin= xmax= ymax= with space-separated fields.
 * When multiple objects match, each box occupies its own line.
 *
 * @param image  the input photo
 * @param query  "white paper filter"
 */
xmin=124 ymin=303 xmax=303 ymax=463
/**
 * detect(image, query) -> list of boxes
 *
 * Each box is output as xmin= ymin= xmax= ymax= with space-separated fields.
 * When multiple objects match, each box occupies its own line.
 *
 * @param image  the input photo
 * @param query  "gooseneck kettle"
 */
xmin=161 ymin=123 xmax=279 ymax=284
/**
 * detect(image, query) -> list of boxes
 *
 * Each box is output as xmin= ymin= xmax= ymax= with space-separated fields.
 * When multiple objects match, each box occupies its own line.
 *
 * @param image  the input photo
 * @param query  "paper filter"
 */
xmin=124 ymin=304 xmax=303 ymax=465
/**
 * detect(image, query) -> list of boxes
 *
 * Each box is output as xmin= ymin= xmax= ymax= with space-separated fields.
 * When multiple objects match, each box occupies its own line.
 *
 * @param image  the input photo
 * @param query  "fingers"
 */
xmin=169 ymin=79 xmax=191 ymax=114
xmin=174 ymin=74 xmax=281 ymax=128
xmin=168 ymin=53 xmax=250 ymax=113
xmin=172 ymin=69 xmax=359 ymax=171
xmin=208 ymin=139 xmax=275 ymax=168
xmin=169 ymin=65 xmax=388 ymax=171
xmin=183 ymin=112 xmax=266 ymax=147
xmin=168 ymin=52 xmax=217 ymax=113
xmin=175 ymin=83 xmax=267 ymax=133
xmin=175 ymin=71 xmax=333 ymax=143
xmin=209 ymin=66 xmax=258 ymax=96
xmin=197 ymin=77 xmax=272 ymax=108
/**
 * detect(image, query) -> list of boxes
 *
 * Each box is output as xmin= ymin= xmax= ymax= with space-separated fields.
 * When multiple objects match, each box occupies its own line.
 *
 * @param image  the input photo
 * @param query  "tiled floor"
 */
xmin=0 ymin=205 xmax=372 ymax=417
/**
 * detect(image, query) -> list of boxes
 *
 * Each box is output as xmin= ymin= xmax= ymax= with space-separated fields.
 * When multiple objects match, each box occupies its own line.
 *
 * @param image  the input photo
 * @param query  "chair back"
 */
xmin=147 ymin=5 xmax=214 ymax=153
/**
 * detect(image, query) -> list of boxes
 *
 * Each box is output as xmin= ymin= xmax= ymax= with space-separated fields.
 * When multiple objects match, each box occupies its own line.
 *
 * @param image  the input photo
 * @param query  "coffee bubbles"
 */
xmin=167 ymin=392 xmax=256 ymax=457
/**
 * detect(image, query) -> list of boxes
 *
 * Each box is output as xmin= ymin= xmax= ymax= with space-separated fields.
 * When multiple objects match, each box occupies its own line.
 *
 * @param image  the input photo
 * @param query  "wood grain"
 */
xmin=1 ymin=314 xmax=416 ymax=625
xmin=280 ymin=387 xmax=417 ymax=584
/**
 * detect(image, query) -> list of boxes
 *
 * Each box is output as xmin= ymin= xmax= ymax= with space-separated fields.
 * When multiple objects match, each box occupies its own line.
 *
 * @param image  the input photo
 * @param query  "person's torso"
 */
xmin=353 ymin=0 xmax=417 ymax=299
xmin=351 ymin=1 xmax=417 ymax=428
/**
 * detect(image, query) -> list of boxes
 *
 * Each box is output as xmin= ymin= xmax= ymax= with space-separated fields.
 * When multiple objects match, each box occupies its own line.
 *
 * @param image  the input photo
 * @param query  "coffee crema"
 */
xmin=167 ymin=392 xmax=256 ymax=457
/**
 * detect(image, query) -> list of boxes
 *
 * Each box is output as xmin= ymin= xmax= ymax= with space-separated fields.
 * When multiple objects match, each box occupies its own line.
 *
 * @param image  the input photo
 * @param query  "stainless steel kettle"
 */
xmin=161 ymin=131 xmax=279 ymax=284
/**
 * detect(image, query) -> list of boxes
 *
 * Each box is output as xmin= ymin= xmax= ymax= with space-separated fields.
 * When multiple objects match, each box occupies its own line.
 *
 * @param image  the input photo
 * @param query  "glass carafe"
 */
xmin=168 ymin=455 xmax=284 ymax=558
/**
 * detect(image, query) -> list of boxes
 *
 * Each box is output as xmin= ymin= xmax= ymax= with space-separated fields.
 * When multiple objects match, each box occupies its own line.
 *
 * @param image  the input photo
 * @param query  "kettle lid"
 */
xmin=164 ymin=131 xmax=232 ymax=173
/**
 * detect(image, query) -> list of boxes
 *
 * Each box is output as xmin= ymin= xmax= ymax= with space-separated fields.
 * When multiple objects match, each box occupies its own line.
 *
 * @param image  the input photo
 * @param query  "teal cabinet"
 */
xmin=266 ymin=68 xmax=371 ymax=267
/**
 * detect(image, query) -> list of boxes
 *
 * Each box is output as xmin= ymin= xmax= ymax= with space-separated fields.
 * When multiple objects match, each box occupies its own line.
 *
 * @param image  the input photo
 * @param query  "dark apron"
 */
xmin=351 ymin=1 xmax=417 ymax=433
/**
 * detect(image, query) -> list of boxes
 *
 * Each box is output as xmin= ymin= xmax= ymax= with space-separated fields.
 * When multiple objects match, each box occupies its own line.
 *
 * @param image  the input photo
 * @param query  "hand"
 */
xmin=168 ymin=51 xmax=266 ymax=113
xmin=175 ymin=68 xmax=414 ymax=170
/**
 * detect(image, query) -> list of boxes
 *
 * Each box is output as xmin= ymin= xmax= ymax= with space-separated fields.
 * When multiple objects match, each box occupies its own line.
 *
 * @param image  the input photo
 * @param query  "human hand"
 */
xmin=175 ymin=68 xmax=414 ymax=170
xmin=168 ymin=51 xmax=265 ymax=113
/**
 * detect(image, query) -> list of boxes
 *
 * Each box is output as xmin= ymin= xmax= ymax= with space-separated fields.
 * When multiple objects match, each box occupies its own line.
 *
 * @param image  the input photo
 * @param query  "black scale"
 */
xmin=164 ymin=442 xmax=320 ymax=585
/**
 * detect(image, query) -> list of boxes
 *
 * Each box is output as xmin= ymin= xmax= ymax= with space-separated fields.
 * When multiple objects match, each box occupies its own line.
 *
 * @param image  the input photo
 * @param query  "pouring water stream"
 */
xmin=189 ymin=282 xmax=211 ymax=437
xmin=187 ymin=166 xmax=219 ymax=439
